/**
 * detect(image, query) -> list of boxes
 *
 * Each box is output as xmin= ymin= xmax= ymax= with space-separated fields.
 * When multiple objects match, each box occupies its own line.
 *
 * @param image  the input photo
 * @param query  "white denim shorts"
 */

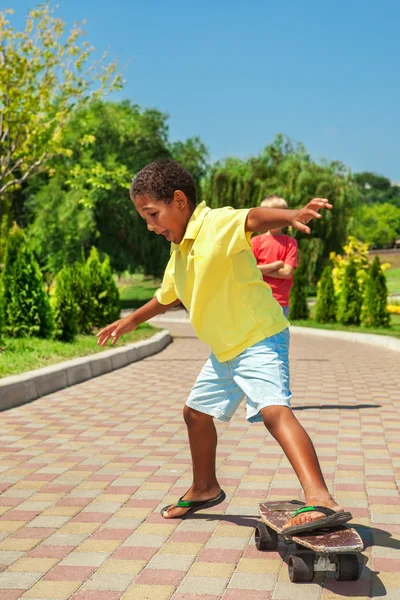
xmin=186 ymin=328 xmax=292 ymax=423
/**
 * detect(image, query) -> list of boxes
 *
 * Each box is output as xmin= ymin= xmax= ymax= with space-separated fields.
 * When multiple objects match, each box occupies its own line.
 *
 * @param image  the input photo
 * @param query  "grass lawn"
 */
xmin=0 ymin=323 xmax=159 ymax=379
xmin=117 ymin=274 xmax=161 ymax=309
xmin=385 ymin=267 xmax=400 ymax=296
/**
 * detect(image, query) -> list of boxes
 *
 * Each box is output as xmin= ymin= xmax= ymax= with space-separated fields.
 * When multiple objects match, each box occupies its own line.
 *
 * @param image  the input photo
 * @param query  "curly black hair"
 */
xmin=130 ymin=159 xmax=197 ymax=207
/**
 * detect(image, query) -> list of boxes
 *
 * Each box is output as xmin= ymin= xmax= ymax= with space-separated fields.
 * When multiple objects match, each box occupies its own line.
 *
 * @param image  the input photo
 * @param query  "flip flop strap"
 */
xmin=176 ymin=497 xmax=210 ymax=509
xmin=292 ymin=505 xmax=336 ymax=518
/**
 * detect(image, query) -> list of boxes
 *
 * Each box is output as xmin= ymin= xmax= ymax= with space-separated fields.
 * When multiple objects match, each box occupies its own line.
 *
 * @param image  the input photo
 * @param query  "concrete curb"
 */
xmin=0 ymin=330 xmax=172 ymax=412
xmin=290 ymin=325 xmax=400 ymax=351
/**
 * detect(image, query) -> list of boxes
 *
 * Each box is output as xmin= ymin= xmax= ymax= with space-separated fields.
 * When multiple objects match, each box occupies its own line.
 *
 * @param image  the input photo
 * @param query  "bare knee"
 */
xmin=183 ymin=405 xmax=213 ymax=428
xmin=261 ymin=406 xmax=293 ymax=432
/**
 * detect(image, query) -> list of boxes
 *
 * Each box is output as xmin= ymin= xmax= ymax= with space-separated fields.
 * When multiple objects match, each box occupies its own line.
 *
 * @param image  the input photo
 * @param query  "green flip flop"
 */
xmin=282 ymin=505 xmax=353 ymax=536
xmin=161 ymin=490 xmax=226 ymax=519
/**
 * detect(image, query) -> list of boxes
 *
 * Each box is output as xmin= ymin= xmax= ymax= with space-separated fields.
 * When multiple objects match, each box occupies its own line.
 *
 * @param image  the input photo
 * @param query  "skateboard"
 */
xmin=256 ymin=500 xmax=363 ymax=583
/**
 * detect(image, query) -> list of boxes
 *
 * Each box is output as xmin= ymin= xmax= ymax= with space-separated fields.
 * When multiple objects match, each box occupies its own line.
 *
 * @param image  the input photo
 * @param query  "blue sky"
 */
xmin=8 ymin=0 xmax=400 ymax=180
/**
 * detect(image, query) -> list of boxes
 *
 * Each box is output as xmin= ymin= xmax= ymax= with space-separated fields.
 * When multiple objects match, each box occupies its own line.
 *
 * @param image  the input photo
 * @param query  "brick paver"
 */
xmin=0 ymin=320 xmax=399 ymax=599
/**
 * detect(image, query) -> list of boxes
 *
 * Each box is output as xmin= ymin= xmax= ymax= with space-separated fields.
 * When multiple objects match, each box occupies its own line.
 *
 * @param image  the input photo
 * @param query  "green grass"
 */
xmin=117 ymin=274 xmax=160 ymax=309
xmin=0 ymin=323 xmax=159 ymax=379
xmin=291 ymin=313 xmax=400 ymax=339
xmin=385 ymin=267 xmax=400 ymax=295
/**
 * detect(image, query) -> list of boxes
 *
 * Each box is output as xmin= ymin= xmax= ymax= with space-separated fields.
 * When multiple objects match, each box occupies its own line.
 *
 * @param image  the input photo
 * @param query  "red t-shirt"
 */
xmin=251 ymin=234 xmax=298 ymax=306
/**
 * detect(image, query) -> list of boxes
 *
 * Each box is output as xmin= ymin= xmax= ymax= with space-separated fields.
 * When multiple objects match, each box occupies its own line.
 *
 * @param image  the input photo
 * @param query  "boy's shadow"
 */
xmin=192 ymin=515 xmax=396 ymax=597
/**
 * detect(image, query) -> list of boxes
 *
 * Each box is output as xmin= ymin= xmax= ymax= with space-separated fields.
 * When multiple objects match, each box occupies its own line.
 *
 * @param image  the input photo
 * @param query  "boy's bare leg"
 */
xmin=261 ymin=406 xmax=343 ymax=529
xmin=162 ymin=406 xmax=221 ymax=519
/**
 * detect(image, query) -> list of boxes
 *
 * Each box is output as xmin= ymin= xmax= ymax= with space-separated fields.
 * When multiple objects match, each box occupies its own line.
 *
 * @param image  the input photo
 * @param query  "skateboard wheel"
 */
xmin=334 ymin=553 xmax=360 ymax=581
xmin=255 ymin=524 xmax=278 ymax=551
xmin=288 ymin=553 xmax=315 ymax=583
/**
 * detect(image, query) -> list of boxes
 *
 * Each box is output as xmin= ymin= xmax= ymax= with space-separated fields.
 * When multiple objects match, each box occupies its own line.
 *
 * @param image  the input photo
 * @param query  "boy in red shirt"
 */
xmin=251 ymin=196 xmax=298 ymax=317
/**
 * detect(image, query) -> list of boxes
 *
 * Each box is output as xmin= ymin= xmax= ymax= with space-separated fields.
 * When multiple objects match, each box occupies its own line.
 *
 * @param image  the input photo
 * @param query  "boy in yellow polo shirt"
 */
xmin=97 ymin=159 xmax=352 ymax=535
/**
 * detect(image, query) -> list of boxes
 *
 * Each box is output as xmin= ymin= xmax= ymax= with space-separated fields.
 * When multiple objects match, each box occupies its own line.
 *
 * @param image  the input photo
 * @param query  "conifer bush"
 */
xmin=315 ymin=266 xmax=337 ymax=323
xmin=86 ymin=247 xmax=120 ymax=328
xmin=53 ymin=267 xmax=77 ymax=342
xmin=2 ymin=225 xmax=53 ymax=338
xmin=361 ymin=256 xmax=390 ymax=328
xmin=337 ymin=259 xmax=361 ymax=325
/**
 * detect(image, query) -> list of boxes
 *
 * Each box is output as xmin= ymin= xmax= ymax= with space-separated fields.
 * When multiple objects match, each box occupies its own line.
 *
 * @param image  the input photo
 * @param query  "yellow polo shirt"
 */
xmin=156 ymin=201 xmax=289 ymax=362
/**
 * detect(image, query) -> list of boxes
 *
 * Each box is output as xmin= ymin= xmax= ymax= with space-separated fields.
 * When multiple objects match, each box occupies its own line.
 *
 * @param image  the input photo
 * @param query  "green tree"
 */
xmin=289 ymin=264 xmax=310 ymax=320
xmin=337 ymin=259 xmax=362 ymax=325
xmin=354 ymin=172 xmax=400 ymax=208
xmin=350 ymin=203 xmax=400 ymax=249
xmin=315 ymin=266 xmax=337 ymax=323
xmin=26 ymin=100 xmax=209 ymax=276
xmin=2 ymin=224 xmax=53 ymax=338
xmin=28 ymin=179 xmax=96 ymax=276
xmin=52 ymin=266 xmax=77 ymax=342
xmin=0 ymin=4 xmax=122 ymax=256
xmin=361 ymin=256 xmax=390 ymax=328
xmin=203 ymin=134 xmax=358 ymax=288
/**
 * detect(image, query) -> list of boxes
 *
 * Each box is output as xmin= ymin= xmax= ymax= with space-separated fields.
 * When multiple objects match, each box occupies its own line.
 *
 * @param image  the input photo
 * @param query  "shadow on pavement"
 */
xmin=293 ymin=404 xmax=381 ymax=410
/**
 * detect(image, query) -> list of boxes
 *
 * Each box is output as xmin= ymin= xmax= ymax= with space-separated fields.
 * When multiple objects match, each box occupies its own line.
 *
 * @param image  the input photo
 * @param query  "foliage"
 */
xmin=86 ymin=247 xmax=120 ymax=328
xmin=288 ymin=263 xmax=309 ymax=320
xmin=354 ymin=172 xmax=400 ymax=208
xmin=330 ymin=236 xmax=391 ymax=301
xmin=203 ymin=134 xmax=358 ymax=288
xmin=0 ymin=4 xmax=122 ymax=256
xmin=28 ymin=178 xmax=96 ymax=276
xmin=69 ymin=261 xmax=92 ymax=335
xmin=2 ymin=224 xmax=53 ymax=338
xmin=52 ymin=267 xmax=77 ymax=342
xmin=361 ymin=257 xmax=390 ymax=328
xmin=350 ymin=203 xmax=400 ymax=249
xmin=24 ymin=100 xmax=209 ymax=276
xmin=100 ymin=256 xmax=121 ymax=324
xmin=330 ymin=236 xmax=371 ymax=297
xmin=337 ymin=259 xmax=362 ymax=325
xmin=315 ymin=266 xmax=337 ymax=323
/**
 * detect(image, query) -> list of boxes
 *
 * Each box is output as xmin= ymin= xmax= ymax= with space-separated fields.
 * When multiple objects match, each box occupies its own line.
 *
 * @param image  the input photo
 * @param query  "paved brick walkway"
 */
xmin=0 ymin=322 xmax=399 ymax=600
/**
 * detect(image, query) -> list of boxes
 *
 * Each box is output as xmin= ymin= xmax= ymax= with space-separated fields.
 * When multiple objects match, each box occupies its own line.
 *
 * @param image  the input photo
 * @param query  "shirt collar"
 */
xmin=171 ymin=201 xmax=210 ymax=251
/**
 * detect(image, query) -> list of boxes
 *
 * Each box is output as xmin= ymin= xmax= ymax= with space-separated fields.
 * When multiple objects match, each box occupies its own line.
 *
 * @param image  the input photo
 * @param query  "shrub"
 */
xmin=289 ymin=264 xmax=309 ymax=320
xmin=52 ymin=267 xmax=78 ymax=342
xmin=2 ymin=225 xmax=53 ymax=338
xmin=337 ymin=259 xmax=361 ymax=325
xmin=100 ymin=256 xmax=121 ymax=324
xmin=361 ymin=256 xmax=390 ymax=328
xmin=86 ymin=247 xmax=120 ymax=328
xmin=70 ymin=262 xmax=92 ymax=334
xmin=315 ymin=266 xmax=336 ymax=323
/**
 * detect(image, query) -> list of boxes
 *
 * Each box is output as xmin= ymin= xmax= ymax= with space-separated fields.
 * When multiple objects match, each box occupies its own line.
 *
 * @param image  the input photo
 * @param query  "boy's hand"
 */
xmin=96 ymin=314 xmax=137 ymax=346
xmin=292 ymin=198 xmax=332 ymax=234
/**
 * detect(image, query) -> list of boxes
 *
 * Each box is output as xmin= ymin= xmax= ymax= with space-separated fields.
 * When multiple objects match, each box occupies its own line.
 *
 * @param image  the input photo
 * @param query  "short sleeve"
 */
xmin=215 ymin=207 xmax=252 ymax=256
xmin=251 ymin=235 xmax=261 ymax=261
xmin=285 ymin=237 xmax=298 ymax=268
xmin=155 ymin=252 xmax=178 ymax=305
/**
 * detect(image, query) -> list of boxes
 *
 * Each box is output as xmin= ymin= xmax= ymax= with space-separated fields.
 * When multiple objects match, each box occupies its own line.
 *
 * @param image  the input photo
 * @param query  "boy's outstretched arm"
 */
xmin=97 ymin=296 xmax=180 ymax=346
xmin=246 ymin=198 xmax=332 ymax=234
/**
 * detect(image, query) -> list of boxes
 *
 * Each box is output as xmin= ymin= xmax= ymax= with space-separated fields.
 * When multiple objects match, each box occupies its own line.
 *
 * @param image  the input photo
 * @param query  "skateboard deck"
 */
xmin=259 ymin=500 xmax=363 ymax=553
xmin=256 ymin=501 xmax=364 ymax=583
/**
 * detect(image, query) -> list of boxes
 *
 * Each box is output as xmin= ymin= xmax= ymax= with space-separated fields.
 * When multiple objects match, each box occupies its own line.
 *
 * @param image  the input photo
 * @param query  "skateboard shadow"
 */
xmin=292 ymin=404 xmax=381 ymax=410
